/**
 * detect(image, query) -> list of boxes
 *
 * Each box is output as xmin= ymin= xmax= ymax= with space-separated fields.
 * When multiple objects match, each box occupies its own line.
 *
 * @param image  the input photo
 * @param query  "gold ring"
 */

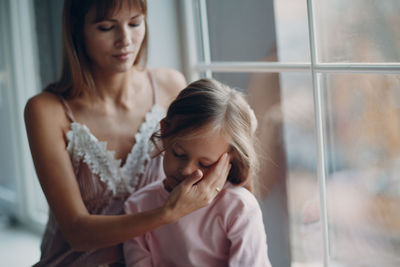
xmin=215 ymin=187 xmax=221 ymax=193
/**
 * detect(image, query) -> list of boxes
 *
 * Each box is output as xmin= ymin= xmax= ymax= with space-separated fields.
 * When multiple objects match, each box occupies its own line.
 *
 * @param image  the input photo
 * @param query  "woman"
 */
xmin=24 ymin=0 xmax=228 ymax=266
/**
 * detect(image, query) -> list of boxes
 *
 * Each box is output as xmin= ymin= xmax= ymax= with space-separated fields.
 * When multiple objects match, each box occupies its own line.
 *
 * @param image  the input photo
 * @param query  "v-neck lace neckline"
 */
xmin=72 ymin=104 xmax=159 ymax=168
xmin=66 ymin=104 xmax=165 ymax=195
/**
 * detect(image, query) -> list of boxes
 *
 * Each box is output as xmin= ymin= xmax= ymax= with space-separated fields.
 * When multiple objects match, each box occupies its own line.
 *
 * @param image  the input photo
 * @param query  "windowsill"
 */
xmin=0 ymin=219 xmax=41 ymax=266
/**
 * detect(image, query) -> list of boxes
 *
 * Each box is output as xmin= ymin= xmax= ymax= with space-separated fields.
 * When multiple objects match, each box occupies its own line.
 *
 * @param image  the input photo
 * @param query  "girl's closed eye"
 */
xmin=172 ymin=150 xmax=185 ymax=158
xmin=199 ymin=162 xmax=212 ymax=169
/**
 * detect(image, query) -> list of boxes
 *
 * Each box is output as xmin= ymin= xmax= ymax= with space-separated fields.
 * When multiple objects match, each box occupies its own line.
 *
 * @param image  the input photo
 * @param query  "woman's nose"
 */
xmin=115 ymin=26 xmax=131 ymax=47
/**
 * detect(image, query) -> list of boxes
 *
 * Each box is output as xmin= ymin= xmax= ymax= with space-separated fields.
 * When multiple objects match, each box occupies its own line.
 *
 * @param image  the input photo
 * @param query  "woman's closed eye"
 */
xmin=129 ymin=20 xmax=143 ymax=27
xmin=98 ymin=25 xmax=114 ymax=31
xmin=97 ymin=21 xmax=142 ymax=32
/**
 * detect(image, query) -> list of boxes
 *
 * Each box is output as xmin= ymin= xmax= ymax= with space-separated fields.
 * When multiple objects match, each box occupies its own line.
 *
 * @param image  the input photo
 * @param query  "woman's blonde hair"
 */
xmin=152 ymin=78 xmax=258 ymax=192
xmin=46 ymin=0 xmax=148 ymax=98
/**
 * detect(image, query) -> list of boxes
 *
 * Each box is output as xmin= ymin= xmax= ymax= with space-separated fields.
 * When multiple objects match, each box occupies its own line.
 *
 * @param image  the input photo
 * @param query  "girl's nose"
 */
xmin=116 ymin=26 xmax=131 ymax=47
xmin=179 ymin=161 xmax=197 ymax=177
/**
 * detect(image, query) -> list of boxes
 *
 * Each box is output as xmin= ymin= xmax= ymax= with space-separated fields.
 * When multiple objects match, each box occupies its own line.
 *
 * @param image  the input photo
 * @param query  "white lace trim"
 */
xmin=66 ymin=105 xmax=165 ymax=195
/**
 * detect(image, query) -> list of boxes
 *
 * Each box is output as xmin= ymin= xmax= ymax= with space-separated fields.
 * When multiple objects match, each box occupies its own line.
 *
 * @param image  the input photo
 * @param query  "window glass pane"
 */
xmin=274 ymin=0 xmax=310 ymax=62
xmin=0 ymin=0 xmax=18 ymax=196
xmin=322 ymin=73 xmax=400 ymax=266
xmin=280 ymin=73 xmax=321 ymax=266
xmin=206 ymin=72 xmax=321 ymax=266
xmin=200 ymin=0 xmax=309 ymax=62
xmin=314 ymin=0 xmax=400 ymax=62
xmin=33 ymin=0 xmax=63 ymax=88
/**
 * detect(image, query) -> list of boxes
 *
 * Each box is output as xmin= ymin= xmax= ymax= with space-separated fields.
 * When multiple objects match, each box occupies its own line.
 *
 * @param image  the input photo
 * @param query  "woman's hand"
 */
xmin=162 ymin=153 xmax=231 ymax=223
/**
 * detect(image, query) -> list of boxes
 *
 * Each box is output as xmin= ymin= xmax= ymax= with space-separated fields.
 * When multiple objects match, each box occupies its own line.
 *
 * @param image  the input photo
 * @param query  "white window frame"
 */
xmin=181 ymin=0 xmax=400 ymax=266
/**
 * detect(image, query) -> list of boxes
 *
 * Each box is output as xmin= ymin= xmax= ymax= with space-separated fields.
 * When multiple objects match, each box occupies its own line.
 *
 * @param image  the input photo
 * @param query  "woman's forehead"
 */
xmin=90 ymin=0 xmax=145 ymax=22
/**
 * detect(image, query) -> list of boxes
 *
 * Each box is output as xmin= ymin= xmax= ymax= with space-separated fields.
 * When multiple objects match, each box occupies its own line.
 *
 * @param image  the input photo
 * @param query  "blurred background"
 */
xmin=1 ymin=0 xmax=399 ymax=266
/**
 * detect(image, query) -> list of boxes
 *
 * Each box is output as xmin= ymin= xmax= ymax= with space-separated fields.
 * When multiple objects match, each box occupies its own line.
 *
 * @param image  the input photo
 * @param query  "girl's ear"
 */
xmin=160 ymin=119 xmax=170 ymax=149
xmin=160 ymin=118 xmax=167 ymax=136
xmin=228 ymin=151 xmax=234 ymax=163
xmin=228 ymin=147 xmax=235 ymax=162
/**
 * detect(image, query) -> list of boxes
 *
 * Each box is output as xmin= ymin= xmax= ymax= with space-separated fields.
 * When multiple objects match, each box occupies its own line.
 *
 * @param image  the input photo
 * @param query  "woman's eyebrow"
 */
xmin=98 ymin=14 xmax=143 ymax=23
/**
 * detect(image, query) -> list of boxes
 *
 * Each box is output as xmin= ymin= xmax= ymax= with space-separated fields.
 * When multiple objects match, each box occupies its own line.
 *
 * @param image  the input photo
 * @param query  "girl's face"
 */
xmin=83 ymin=2 xmax=145 ymax=74
xmin=162 ymin=126 xmax=231 ymax=192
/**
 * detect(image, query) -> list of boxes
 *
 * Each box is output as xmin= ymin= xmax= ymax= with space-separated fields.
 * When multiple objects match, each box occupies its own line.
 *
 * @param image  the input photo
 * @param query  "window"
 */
xmin=182 ymin=0 xmax=400 ymax=266
xmin=0 ymin=0 xmax=47 ymax=231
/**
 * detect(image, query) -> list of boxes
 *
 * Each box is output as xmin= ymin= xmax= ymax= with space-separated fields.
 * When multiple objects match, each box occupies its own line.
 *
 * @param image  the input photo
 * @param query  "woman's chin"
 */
xmin=113 ymin=64 xmax=134 ymax=73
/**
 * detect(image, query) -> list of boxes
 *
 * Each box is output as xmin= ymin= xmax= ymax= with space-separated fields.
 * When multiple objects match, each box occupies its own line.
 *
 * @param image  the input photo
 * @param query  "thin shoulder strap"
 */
xmin=147 ymin=69 xmax=158 ymax=105
xmin=59 ymin=97 xmax=76 ymax=122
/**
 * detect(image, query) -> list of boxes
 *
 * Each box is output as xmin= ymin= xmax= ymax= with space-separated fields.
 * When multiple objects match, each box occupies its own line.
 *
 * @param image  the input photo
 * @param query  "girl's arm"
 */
xmin=24 ymin=93 xmax=228 ymax=251
xmin=226 ymin=191 xmax=272 ymax=267
xmin=124 ymin=233 xmax=153 ymax=267
xmin=123 ymin=200 xmax=153 ymax=267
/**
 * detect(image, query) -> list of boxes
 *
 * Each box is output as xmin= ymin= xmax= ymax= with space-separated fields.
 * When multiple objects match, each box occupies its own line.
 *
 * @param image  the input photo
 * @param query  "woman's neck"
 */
xmin=87 ymin=67 xmax=146 ymax=108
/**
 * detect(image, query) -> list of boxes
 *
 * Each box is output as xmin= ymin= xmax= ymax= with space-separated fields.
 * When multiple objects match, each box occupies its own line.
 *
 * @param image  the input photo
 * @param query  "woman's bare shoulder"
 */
xmin=25 ymin=91 xmax=62 ymax=110
xmin=24 ymin=91 xmax=68 ymax=130
xmin=149 ymin=68 xmax=187 ymax=108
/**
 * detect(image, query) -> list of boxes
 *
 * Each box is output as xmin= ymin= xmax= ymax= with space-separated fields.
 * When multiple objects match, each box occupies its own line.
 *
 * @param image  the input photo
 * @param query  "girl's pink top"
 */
xmin=34 ymin=71 xmax=166 ymax=267
xmin=124 ymin=181 xmax=272 ymax=267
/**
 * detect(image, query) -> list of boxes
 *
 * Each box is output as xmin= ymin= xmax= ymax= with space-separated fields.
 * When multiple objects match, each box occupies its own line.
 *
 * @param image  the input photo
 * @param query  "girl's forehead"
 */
xmin=174 ymin=127 xmax=232 ymax=148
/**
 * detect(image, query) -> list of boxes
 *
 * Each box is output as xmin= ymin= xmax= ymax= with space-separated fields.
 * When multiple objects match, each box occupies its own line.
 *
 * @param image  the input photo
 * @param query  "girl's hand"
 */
xmin=162 ymin=153 xmax=231 ymax=223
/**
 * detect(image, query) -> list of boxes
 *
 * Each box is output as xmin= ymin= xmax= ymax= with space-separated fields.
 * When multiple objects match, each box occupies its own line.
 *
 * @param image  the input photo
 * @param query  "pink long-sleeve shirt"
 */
xmin=124 ymin=180 xmax=272 ymax=267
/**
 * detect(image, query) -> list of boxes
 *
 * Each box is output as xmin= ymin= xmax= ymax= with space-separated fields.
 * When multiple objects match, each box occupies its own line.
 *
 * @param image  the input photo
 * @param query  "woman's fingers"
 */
xmin=201 ymin=152 xmax=230 ymax=190
xmin=163 ymin=152 xmax=232 ymax=222
xmin=181 ymin=169 xmax=203 ymax=187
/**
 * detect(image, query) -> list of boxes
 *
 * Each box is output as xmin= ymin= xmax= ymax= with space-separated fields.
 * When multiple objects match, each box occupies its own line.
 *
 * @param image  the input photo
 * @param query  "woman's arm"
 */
xmin=24 ymin=92 xmax=228 ymax=251
xmin=24 ymin=93 xmax=168 ymax=251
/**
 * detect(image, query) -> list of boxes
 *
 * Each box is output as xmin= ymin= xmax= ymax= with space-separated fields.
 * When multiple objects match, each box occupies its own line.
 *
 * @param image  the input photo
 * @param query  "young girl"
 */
xmin=124 ymin=79 xmax=272 ymax=266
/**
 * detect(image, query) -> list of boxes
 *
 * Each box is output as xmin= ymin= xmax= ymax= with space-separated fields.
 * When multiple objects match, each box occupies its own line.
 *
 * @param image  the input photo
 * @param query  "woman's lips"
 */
xmin=112 ymin=52 xmax=131 ymax=61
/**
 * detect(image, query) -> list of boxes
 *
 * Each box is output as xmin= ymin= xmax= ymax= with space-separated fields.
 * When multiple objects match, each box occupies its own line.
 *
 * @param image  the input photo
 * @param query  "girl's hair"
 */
xmin=152 ymin=78 xmax=258 ymax=192
xmin=46 ymin=0 xmax=148 ymax=98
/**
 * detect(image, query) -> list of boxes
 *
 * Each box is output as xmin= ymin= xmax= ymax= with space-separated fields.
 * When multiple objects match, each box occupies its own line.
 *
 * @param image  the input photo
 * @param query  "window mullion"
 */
xmin=196 ymin=62 xmax=310 ymax=72
xmin=307 ymin=0 xmax=330 ymax=266
xmin=195 ymin=61 xmax=400 ymax=73
xmin=198 ymin=0 xmax=212 ymax=78
xmin=180 ymin=0 xmax=200 ymax=81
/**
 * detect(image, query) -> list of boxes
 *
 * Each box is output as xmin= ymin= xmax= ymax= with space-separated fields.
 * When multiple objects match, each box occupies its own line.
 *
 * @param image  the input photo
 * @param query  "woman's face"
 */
xmin=83 ymin=2 xmax=145 ymax=74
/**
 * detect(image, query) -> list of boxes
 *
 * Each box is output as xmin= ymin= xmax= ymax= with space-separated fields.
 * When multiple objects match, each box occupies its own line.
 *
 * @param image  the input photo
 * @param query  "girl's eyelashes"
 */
xmin=199 ymin=163 xmax=212 ymax=169
xmin=171 ymin=148 xmax=212 ymax=168
xmin=172 ymin=150 xmax=185 ymax=158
